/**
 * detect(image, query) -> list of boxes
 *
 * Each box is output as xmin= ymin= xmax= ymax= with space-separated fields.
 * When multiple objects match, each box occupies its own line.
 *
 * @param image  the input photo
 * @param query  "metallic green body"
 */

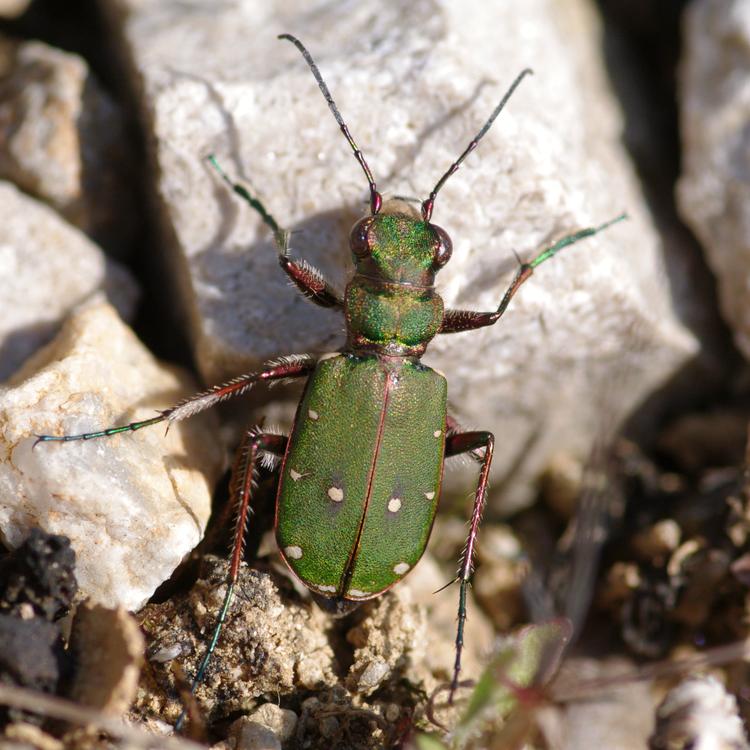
xmin=276 ymin=352 xmax=447 ymax=600
xmin=344 ymin=206 xmax=449 ymax=357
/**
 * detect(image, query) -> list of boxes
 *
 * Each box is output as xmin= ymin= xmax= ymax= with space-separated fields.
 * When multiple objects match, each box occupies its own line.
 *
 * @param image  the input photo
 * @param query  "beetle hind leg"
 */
xmin=444 ymin=426 xmax=495 ymax=703
xmin=175 ymin=429 xmax=288 ymax=731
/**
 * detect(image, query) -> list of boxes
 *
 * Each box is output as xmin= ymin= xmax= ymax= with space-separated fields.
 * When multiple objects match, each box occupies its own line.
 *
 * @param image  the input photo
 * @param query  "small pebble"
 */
xmin=632 ymin=519 xmax=681 ymax=561
xmin=248 ymin=704 xmax=297 ymax=742
xmin=650 ymin=675 xmax=748 ymax=750
xmin=384 ymin=703 xmax=400 ymax=722
xmin=228 ymin=718 xmax=281 ymax=750
xmin=356 ymin=659 xmax=390 ymax=691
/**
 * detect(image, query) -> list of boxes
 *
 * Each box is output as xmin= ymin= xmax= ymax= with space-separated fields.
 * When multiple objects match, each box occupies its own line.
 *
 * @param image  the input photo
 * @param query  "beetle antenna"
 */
xmin=421 ymin=68 xmax=533 ymax=222
xmin=279 ymin=34 xmax=382 ymax=215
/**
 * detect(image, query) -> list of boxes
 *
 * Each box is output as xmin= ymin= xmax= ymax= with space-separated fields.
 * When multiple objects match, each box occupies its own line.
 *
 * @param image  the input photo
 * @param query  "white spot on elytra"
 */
xmin=318 ymin=584 xmax=337 ymax=593
xmin=348 ymin=589 xmax=369 ymax=598
xmin=308 ymin=409 xmax=319 ymax=420
xmin=424 ymin=491 xmax=435 ymax=500
xmin=393 ymin=562 xmax=410 ymax=575
xmin=318 ymin=351 xmax=340 ymax=362
xmin=388 ymin=496 xmax=402 ymax=513
xmin=328 ymin=486 xmax=344 ymax=503
xmin=285 ymin=545 xmax=303 ymax=560
xmin=433 ymin=429 xmax=441 ymax=438
xmin=289 ymin=468 xmax=303 ymax=481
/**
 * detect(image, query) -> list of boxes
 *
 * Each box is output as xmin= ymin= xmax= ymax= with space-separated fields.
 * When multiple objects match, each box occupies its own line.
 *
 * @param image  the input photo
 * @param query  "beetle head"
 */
xmin=349 ymin=199 xmax=452 ymax=287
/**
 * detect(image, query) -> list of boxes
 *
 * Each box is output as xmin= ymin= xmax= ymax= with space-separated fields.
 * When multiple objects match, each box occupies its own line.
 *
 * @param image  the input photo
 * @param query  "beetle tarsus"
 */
xmin=438 ymin=213 xmax=628 ymax=335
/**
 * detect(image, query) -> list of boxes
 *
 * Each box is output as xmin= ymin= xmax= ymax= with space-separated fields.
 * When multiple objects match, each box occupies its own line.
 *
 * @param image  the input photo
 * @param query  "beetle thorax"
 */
xmin=344 ymin=200 xmax=452 ymax=356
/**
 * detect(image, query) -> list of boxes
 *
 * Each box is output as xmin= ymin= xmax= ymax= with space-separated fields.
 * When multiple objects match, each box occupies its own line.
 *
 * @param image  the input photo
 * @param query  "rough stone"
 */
xmin=0 ymin=182 xmax=137 ymax=381
xmin=0 ymin=38 xmax=135 ymax=255
xmin=0 ymin=0 xmax=30 ymax=17
xmin=677 ymin=0 xmax=750 ymax=360
xmin=67 ymin=603 xmax=145 ymax=715
xmin=231 ymin=721 xmax=281 ymax=750
xmin=650 ymin=675 xmax=748 ymax=750
xmin=346 ymin=588 xmax=427 ymax=696
xmin=101 ymin=0 xmax=698 ymax=511
xmin=228 ymin=706 xmax=297 ymax=750
xmin=0 ymin=301 xmax=223 ymax=610
xmin=245 ymin=704 xmax=297 ymax=742
xmin=134 ymin=550 xmax=488 ymax=733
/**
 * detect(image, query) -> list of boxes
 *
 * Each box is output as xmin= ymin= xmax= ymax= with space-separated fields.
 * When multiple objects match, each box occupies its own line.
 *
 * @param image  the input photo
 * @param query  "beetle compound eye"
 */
xmin=432 ymin=225 xmax=453 ymax=268
xmin=350 ymin=218 xmax=373 ymax=258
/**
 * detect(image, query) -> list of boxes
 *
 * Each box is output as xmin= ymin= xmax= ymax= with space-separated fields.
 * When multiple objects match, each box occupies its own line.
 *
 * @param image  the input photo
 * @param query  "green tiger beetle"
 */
xmin=36 ymin=34 xmax=625 ymax=728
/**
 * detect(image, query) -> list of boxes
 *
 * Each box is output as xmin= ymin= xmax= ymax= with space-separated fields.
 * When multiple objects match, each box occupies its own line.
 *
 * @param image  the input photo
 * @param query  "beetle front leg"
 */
xmin=444 ymin=427 xmax=495 ymax=701
xmin=34 ymin=355 xmax=316 ymax=444
xmin=438 ymin=214 xmax=626 ymax=334
xmin=176 ymin=429 xmax=288 ymax=731
xmin=208 ymin=156 xmax=343 ymax=309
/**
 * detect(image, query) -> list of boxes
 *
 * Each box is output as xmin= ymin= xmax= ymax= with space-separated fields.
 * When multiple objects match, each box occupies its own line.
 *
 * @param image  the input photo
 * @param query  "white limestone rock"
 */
xmin=0 ymin=0 xmax=30 ymax=18
xmin=104 ymin=0 xmax=698 ymax=509
xmin=649 ymin=675 xmax=748 ymax=750
xmin=0 ymin=181 xmax=137 ymax=381
xmin=0 ymin=301 xmax=224 ymax=610
xmin=677 ymin=0 xmax=750 ymax=359
xmin=0 ymin=38 xmax=134 ymax=254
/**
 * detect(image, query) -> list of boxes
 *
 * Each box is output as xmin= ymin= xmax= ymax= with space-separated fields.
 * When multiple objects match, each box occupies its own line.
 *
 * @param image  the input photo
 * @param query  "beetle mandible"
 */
xmin=37 ymin=33 xmax=625 ymax=723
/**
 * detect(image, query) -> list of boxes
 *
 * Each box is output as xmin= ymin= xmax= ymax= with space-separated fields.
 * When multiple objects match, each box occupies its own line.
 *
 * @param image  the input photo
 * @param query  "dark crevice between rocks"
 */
xmin=597 ymin=0 xmax=742 ymax=449
xmin=0 ymin=0 xmax=194 ymax=369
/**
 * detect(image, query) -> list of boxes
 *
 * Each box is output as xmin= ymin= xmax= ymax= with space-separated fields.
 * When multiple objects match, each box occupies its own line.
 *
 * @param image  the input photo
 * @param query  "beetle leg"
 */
xmin=438 ymin=214 xmax=626 ymax=334
xmin=34 ymin=355 xmax=316 ymax=445
xmin=446 ymin=415 xmax=484 ymax=463
xmin=176 ymin=429 xmax=288 ymax=731
xmin=208 ymin=155 xmax=343 ymax=309
xmin=444 ymin=428 xmax=495 ymax=702
xmin=445 ymin=414 xmax=461 ymax=435
xmin=279 ymin=256 xmax=343 ymax=309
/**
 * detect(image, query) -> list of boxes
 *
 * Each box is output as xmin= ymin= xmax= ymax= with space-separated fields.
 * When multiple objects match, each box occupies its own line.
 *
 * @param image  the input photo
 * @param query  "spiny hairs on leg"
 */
xmin=247 ymin=423 xmax=285 ymax=470
xmin=286 ymin=259 xmax=343 ymax=305
xmin=442 ymin=430 xmax=495 ymax=703
xmin=34 ymin=355 xmax=317 ymax=445
xmin=164 ymin=374 xmax=262 ymax=423
xmin=123 ymin=355 xmax=316 ymax=423
xmin=264 ymin=353 xmax=316 ymax=369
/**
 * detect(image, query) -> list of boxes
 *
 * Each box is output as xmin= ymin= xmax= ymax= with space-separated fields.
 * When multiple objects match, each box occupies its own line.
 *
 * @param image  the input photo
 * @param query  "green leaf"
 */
xmin=452 ymin=618 xmax=572 ymax=748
